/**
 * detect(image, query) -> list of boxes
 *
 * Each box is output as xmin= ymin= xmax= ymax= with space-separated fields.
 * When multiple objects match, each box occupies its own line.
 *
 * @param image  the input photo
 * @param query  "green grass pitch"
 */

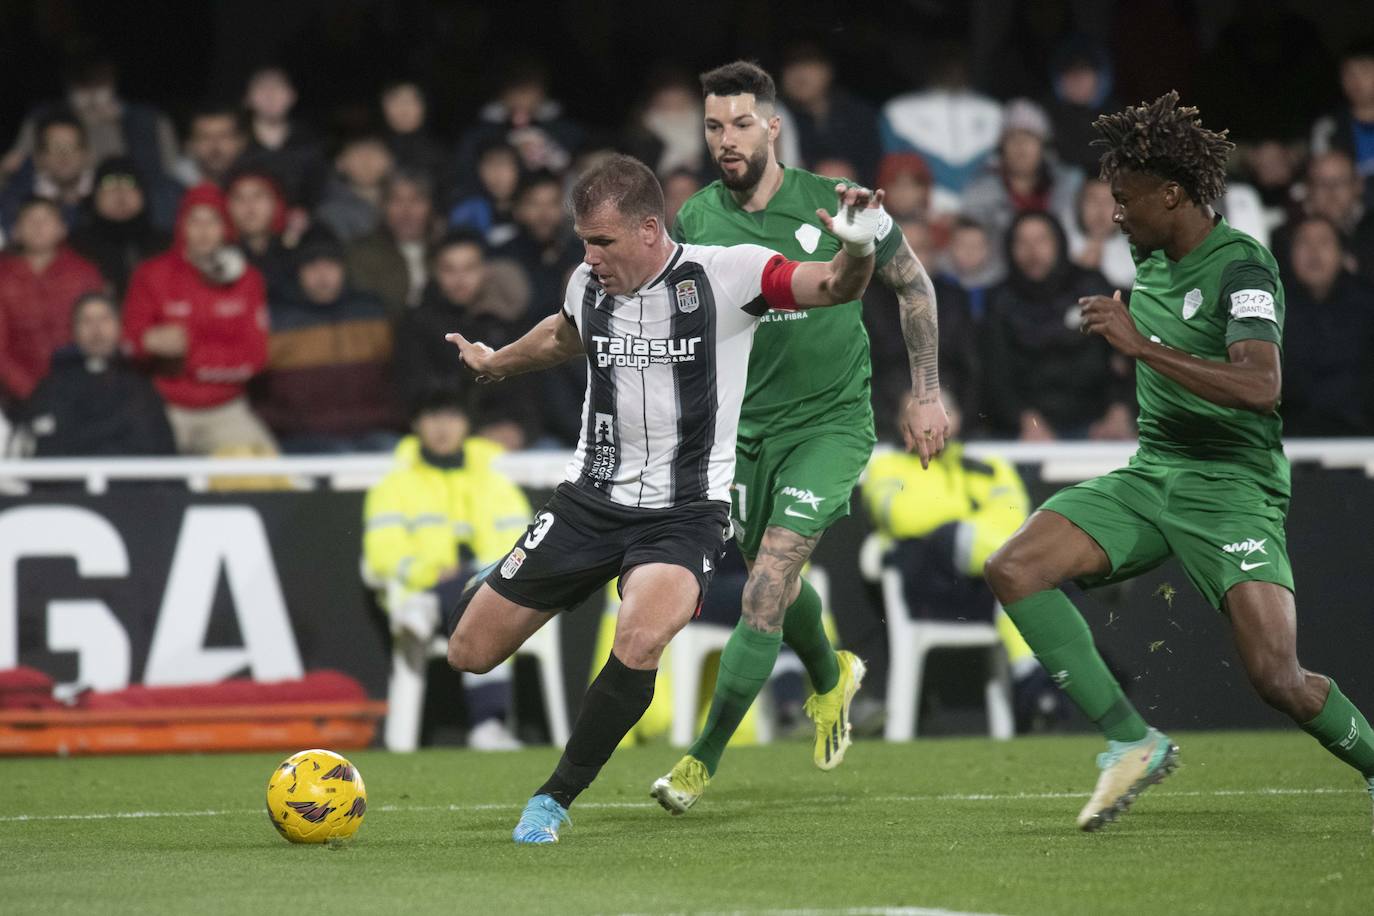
xmin=3 ymin=732 xmax=1372 ymax=915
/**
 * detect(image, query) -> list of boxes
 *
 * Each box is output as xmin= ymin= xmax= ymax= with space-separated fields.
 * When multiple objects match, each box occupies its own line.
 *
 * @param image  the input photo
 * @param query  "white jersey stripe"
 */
xmin=560 ymin=242 xmax=781 ymax=509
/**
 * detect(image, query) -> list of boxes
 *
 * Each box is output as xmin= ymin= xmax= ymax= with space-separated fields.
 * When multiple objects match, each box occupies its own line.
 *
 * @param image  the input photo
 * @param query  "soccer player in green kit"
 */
xmin=651 ymin=61 xmax=949 ymax=814
xmin=985 ymin=92 xmax=1374 ymax=832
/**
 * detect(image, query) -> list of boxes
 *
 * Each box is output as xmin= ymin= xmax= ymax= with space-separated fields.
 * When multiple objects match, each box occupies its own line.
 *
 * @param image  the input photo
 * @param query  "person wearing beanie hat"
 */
xmin=876 ymin=151 xmax=934 ymax=221
xmin=70 ymin=156 xmax=170 ymax=295
xmin=252 ymin=225 xmax=400 ymax=453
xmin=292 ymin=225 xmax=347 ymax=268
xmin=121 ymin=181 xmax=275 ymax=454
xmin=960 ymin=97 xmax=1084 ymax=254
xmin=1001 ymin=98 xmax=1053 ymax=142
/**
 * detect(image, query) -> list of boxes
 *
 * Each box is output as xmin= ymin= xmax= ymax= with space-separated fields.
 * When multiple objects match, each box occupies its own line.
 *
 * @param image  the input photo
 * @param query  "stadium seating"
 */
xmin=667 ymin=567 xmax=830 ymax=747
xmin=861 ymin=535 xmax=1014 ymax=740
xmin=381 ymin=580 xmax=571 ymax=751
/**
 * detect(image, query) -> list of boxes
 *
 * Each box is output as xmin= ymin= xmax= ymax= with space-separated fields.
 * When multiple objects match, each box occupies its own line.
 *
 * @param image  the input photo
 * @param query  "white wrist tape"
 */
xmin=834 ymin=203 xmax=883 ymax=258
xmin=843 ymin=237 xmax=876 ymax=258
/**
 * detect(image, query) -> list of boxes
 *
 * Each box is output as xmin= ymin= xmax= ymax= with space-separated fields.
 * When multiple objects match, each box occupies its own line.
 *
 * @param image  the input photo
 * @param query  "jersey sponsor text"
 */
xmin=591 ymin=333 xmax=702 ymax=368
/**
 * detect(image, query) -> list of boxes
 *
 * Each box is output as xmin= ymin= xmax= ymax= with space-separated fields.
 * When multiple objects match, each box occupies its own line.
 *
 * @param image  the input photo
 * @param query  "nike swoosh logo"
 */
xmin=1239 ymin=560 xmax=1270 ymax=571
xmin=783 ymin=506 xmax=816 ymax=519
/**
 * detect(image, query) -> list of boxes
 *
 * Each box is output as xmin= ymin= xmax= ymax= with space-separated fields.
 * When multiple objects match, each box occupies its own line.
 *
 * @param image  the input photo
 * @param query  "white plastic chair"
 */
xmin=860 ymin=535 xmax=1014 ymax=741
xmin=667 ymin=567 xmax=830 ymax=748
xmin=668 ymin=622 xmax=776 ymax=747
xmin=380 ymin=579 xmax=571 ymax=751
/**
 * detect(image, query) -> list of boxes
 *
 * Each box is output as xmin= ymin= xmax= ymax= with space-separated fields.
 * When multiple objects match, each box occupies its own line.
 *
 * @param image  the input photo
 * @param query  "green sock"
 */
xmin=1005 ymin=589 xmax=1148 ymax=743
xmin=781 ymin=579 xmax=840 ymax=694
xmin=688 ymin=620 xmax=782 ymax=776
xmin=1301 ymin=679 xmax=1374 ymax=778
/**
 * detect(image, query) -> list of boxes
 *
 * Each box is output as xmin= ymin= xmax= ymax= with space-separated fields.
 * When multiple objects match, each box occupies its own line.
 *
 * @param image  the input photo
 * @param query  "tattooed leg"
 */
xmin=686 ymin=527 xmax=821 ymax=774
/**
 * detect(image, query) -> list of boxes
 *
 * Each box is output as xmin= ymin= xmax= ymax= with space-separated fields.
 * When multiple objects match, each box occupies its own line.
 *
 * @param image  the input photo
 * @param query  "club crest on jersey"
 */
xmin=501 ymin=547 xmax=527 ymax=579
xmin=795 ymin=223 xmax=822 ymax=254
xmin=1182 ymin=288 xmax=1203 ymax=320
xmin=674 ymin=279 xmax=700 ymax=313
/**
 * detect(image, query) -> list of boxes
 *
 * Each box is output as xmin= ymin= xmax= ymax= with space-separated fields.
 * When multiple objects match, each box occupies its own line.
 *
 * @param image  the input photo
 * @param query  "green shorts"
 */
xmin=731 ymin=426 xmax=875 ymax=558
xmin=1041 ymin=454 xmax=1294 ymax=610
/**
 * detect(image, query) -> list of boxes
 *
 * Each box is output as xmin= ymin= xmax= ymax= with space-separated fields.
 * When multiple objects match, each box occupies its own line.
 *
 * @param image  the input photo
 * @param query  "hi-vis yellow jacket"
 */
xmin=363 ymin=436 xmax=531 ymax=592
xmin=862 ymin=442 xmax=1030 ymax=577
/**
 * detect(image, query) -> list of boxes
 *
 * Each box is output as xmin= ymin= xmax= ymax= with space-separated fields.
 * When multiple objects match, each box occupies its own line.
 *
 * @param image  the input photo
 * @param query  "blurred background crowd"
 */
xmin=2 ymin=0 xmax=1374 ymax=461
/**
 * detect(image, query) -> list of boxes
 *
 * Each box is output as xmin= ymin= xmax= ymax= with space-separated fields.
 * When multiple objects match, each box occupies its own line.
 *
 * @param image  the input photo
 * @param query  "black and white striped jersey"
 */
xmin=560 ymin=242 xmax=798 ymax=510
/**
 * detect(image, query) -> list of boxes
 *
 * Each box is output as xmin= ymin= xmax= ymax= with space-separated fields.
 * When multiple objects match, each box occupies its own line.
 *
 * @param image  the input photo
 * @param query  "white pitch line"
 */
xmin=0 ymin=786 xmax=1357 ymax=825
xmin=619 ymin=909 xmax=1011 ymax=916
xmin=0 ymin=807 xmax=245 ymax=823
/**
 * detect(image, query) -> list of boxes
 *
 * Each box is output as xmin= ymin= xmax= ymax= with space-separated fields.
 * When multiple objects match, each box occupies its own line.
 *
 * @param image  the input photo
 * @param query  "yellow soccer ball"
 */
xmin=266 ymin=749 xmax=367 ymax=844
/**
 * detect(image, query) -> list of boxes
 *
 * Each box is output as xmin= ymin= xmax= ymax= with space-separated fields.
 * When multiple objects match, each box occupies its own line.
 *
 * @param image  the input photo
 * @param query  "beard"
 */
xmin=716 ymin=144 xmax=770 ymax=192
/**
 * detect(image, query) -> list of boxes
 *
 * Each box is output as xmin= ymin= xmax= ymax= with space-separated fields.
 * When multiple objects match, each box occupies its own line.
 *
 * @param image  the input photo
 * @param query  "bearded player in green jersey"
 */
xmin=985 ymin=92 xmax=1374 ymax=832
xmin=651 ymin=61 xmax=949 ymax=815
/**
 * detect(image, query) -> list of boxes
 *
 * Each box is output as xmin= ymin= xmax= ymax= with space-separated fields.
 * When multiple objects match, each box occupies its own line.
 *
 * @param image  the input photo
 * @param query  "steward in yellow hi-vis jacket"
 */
xmin=863 ymin=392 xmax=1069 ymax=732
xmin=864 ymin=439 xmax=1028 ymax=580
xmin=365 ymin=419 xmax=530 ymax=596
xmin=363 ymin=389 xmax=531 ymax=750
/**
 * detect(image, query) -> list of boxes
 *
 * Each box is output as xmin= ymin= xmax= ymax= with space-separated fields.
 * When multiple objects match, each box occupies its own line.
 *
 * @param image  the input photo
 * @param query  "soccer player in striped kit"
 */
xmin=444 ymin=153 xmax=887 ymax=844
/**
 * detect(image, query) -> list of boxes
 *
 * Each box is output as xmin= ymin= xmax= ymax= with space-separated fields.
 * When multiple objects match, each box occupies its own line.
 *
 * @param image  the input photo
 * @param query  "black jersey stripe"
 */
xmin=642 ymin=243 xmax=683 ymax=291
xmin=636 ymin=293 xmax=650 ymax=507
xmin=577 ymin=278 xmax=620 ymax=496
xmin=666 ymin=263 xmax=717 ymax=504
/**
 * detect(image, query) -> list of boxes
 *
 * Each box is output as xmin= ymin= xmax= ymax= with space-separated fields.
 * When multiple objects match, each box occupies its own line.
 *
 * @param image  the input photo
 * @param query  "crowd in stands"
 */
xmin=4 ymin=37 xmax=1374 ymax=461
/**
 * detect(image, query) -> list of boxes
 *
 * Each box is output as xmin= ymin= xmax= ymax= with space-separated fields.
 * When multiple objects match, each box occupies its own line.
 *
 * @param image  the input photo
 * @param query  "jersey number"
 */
xmin=730 ymin=483 xmax=747 ymax=523
xmin=524 ymin=512 xmax=555 ymax=550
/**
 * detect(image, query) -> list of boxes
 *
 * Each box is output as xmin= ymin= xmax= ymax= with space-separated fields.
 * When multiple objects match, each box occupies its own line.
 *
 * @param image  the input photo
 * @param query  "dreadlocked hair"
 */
xmin=1092 ymin=90 xmax=1234 ymax=205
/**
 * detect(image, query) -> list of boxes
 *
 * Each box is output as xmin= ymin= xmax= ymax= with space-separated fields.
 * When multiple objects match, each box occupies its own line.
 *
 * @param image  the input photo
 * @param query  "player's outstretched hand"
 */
xmin=901 ymin=394 xmax=950 ymax=469
xmin=1078 ymin=290 xmax=1145 ymax=357
xmin=818 ymin=183 xmax=886 ymax=257
xmin=444 ymin=331 xmax=499 ymax=382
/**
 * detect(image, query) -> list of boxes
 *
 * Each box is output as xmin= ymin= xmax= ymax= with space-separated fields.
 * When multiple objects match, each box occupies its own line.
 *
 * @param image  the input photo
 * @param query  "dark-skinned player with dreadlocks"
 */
xmin=985 ymin=92 xmax=1374 ymax=832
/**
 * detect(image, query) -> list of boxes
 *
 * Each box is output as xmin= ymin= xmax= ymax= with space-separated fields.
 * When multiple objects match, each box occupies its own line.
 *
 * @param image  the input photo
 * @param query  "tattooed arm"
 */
xmin=876 ymin=237 xmax=950 ymax=467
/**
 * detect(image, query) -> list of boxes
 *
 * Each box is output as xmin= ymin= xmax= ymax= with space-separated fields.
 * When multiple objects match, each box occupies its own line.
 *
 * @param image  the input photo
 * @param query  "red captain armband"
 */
xmin=759 ymin=254 xmax=801 ymax=311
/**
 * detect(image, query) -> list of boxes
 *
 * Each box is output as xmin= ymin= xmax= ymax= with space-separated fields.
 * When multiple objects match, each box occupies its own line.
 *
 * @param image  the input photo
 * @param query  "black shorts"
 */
xmin=484 ymin=482 xmax=732 ymax=612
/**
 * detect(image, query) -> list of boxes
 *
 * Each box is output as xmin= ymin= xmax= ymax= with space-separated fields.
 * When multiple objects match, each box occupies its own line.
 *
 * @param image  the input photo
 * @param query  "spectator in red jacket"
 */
xmin=0 ymin=197 xmax=105 ymax=408
xmin=122 ymin=182 xmax=275 ymax=454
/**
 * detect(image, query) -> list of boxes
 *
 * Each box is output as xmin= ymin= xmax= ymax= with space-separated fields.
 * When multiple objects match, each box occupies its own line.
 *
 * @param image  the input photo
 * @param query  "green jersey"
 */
xmin=1128 ymin=217 xmax=1288 ymax=492
xmin=671 ymin=167 xmax=901 ymax=439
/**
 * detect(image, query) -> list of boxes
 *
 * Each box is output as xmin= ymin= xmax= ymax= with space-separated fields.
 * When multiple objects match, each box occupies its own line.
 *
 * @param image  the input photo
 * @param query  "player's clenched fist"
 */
xmin=818 ymin=183 xmax=887 ymax=257
xmin=1078 ymin=290 xmax=1146 ymax=358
